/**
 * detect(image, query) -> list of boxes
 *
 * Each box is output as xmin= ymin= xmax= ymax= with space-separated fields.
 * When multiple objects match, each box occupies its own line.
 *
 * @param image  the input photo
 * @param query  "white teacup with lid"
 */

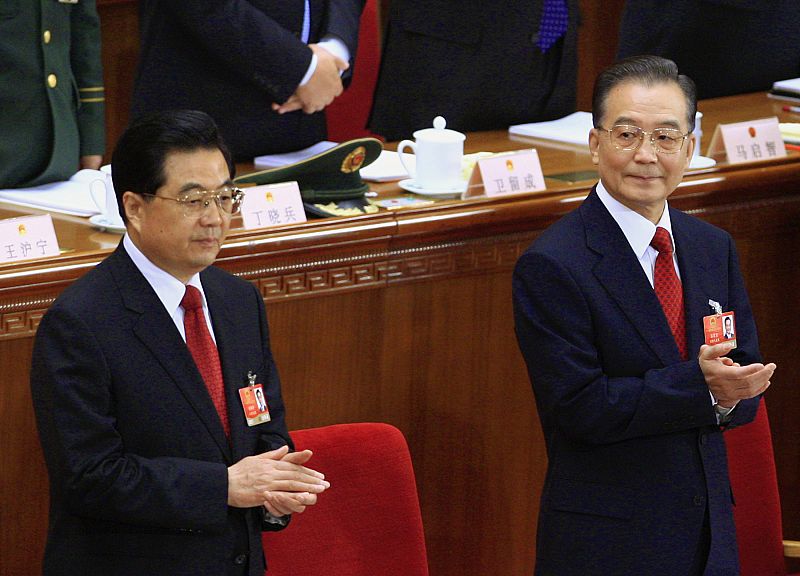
xmin=397 ymin=116 xmax=466 ymax=191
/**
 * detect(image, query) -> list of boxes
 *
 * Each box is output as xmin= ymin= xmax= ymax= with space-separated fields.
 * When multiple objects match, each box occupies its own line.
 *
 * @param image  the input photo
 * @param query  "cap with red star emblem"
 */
xmin=235 ymin=138 xmax=383 ymax=218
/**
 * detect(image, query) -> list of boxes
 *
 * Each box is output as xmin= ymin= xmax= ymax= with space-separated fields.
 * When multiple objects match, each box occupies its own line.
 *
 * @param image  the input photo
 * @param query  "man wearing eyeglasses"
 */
xmin=30 ymin=110 xmax=329 ymax=576
xmin=513 ymin=56 xmax=775 ymax=575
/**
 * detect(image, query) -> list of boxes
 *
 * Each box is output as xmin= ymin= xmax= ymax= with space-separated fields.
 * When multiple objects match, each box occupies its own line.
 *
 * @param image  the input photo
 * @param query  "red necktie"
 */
xmin=650 ymin=227 xmax=688 ymax=360
xmin=181 ymin=285 xmax=230 ymax=436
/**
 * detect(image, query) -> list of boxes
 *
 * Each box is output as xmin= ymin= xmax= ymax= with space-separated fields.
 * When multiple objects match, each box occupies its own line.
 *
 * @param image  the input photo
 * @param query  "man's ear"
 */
xmin=683 ymin=133 xmax=696 ymax=167
xmin=588 ymin=129 xmax=601 ymax=165
xmin=122 ymin=191 xmax=143 ymax=231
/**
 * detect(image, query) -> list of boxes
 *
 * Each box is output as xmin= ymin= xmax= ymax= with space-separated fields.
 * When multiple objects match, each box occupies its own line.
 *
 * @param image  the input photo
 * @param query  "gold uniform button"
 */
xmin=47 ymin=74 xmax=57 ymax=88
xmin=43 ymin=30 xmax=52 ymax=44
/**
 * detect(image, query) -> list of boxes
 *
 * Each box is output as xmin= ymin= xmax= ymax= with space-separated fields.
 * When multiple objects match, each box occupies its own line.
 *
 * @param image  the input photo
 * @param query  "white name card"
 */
xmin=707 ymin=116 xmax=787 ymax=164
xmin=240 ymin=182 xmax=307 ymax=229
xmin=464 ymin=150 xmax=546 ymax=198
xmin=0 ymin=214 xmax=60 ymax=263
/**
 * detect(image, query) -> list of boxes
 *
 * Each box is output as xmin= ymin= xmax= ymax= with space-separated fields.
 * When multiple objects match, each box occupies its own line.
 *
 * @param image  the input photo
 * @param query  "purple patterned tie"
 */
xmin=536 ymin=0 xmax=569 ymax=53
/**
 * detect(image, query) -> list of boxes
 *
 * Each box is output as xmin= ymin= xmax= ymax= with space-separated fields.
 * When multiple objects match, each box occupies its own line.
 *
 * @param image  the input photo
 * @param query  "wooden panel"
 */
xmin=684 ymin=191 xmax=800 ymax=527
xmin=97 ymin=0 xmax=139 ymax=161
xmin=263 ymin=249 xmax=545 ymax=575
xmin=0 ymin=338 xmax=48 ymax=576
xmin=577 ymin=0 xmax=625 ymax=110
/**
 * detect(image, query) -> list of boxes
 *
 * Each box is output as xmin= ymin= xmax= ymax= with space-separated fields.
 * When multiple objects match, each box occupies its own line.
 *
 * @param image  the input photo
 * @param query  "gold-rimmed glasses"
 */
xmin=141 ymin=185 xmax=245 ymax=217
xmin=599 ymin=124 xmax=689 ymax=154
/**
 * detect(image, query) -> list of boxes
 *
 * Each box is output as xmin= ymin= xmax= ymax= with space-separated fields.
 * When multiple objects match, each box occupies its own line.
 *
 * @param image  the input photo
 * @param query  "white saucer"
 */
xmin=90 ymin=214 xmax=126 ymax=234
xmin=689 ymin=155 xmax=716 ymax=169
xmin=398 ymin=178 xmax=467 ymax=198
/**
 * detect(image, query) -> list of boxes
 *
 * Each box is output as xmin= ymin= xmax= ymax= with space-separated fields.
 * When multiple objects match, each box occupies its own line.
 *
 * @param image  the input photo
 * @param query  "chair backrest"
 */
xmin=725 ymin=399 xmax=786 ymax=575
xmin=325 ymin=0 xmax=382 ymax=142
xmin=263 ymin=422 xmax=429 ymax=576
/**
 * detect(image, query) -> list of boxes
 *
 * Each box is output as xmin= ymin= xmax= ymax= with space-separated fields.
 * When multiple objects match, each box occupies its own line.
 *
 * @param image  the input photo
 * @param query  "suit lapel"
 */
xmin=108 ymin=246 xmax=233 ymax=461
xmin=581 ymin=190 xmax=683 ymax=366
xmin=201 ymin=270 xmax=253 ymax=463
xmin=671 ymin=209 xmax=724 ymax=356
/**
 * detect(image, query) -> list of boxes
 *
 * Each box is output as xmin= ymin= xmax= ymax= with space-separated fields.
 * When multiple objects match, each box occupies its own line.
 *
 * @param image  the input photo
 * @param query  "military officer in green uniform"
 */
xmin=0 ymin=0 xmax=105 ymax=189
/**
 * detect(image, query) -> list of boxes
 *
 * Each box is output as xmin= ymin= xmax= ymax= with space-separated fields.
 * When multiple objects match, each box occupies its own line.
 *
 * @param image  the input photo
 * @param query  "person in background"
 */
xmin=368 ymin=0 xmax=579 ymax=141
xmin=513 ymin=55 xmax=775 ymax=575
xmin=0 ymin=0 xmax=105 ymax=188
xmin=31 ymin=110 xmax=328 ymax=576
xmin=131 ymin=0 xmax=365 ymax=161
xmin=617 ymin=0 xmax=800 ymax=99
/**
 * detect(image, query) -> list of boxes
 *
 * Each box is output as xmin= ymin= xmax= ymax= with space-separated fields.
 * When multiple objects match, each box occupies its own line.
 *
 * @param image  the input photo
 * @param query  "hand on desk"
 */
xmin=272 ymin=44 xmax=348 ymax=115
xmin=699 ymin=342 xmax=776 ymax=408
xmin=227 ymin=445 xmax=329 ymax=511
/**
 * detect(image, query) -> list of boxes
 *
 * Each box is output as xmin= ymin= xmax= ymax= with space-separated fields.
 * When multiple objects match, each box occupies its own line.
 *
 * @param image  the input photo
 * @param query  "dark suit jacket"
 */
xmin=30 ymin=245 xmax=292 ymax=576
xmin=367 ymin=0 xmax=579 ymax=141
xmin=0 ymin=0 xmax=105 ymax=188
xmin=513 ymin=189 xmax=761 ymax=576
xmin=617 ymin=0 xmax=800 ymax=99
xmin=131 ymin=0 xmax=364 ymax=160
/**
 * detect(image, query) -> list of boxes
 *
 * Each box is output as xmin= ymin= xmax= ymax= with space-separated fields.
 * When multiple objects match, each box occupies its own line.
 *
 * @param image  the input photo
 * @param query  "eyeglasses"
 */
xmin=141 ymin=186 xmax=245 ymax=217
xmin=599 ymin=124 xmax=689 ymax=154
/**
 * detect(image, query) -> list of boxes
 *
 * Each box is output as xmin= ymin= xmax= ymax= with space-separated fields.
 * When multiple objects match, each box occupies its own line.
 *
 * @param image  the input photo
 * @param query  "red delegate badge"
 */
xmin=703 ymin=311 xmax=737 ymax=349
xmin=238 ymin=372 xmax=271 ymax=427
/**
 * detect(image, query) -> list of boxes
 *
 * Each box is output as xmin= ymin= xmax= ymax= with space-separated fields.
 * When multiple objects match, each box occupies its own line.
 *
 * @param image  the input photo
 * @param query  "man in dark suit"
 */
xmin=30 ymin=110 xmax=329 ymax=576
xmin=617 ymin=0 xmax=800 ymax=99
xmin=513 ymin=56 xmax=776 ymax=575
xmin=0 ymin=0 xmax=105 ymax=188
xmin=368 ymin=0 xmax=579 ymax=141
xmin=131 ymin=0 xmax=365 ymax=160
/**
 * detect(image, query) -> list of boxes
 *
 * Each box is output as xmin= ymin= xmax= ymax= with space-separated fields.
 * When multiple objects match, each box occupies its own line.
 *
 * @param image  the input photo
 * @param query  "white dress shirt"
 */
xmin=123 ymin=234 xmax=216 ymax=343
xmin=123 ymin=236 xmax=289 ymax=523
xmin=596 ymin=181 xmax=680 ymax=286
xmin=595 ymin=182 xmax=735 ymax=421
xmin=298 ymin=0 xmax=351 ymax=87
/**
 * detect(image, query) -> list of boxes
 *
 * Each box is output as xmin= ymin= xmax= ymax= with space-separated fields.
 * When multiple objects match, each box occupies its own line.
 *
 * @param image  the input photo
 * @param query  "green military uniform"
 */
xmin=0 ymin=0 xmax=105 ymax=189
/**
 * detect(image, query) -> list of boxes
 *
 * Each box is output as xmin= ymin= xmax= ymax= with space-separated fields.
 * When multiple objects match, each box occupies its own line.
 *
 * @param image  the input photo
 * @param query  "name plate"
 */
xmin=707 ymin=116 xmax=787 ymax=164
xmin=240 ymin=181 xmax=307 ymax=229
xmin=0 ymin=214 xmax=60 ymax=263
xmin=464 ymin=150 xmax=546 ymax=198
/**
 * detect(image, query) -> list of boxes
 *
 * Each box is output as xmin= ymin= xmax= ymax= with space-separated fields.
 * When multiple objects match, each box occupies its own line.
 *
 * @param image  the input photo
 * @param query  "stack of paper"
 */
xmin=768 ymin=78 xmax=800 ymax=103
xmin=360 ymin=150 xmax=415 ymax=182
xmin=0 ymin=169 xmax=106 ymax=216
xmin=779 ymin=122 xmax=800 ymax=144
xmin=509 ymin=111 xmax=593 ymax=146
xmin=253 ymin=141 xmax=338 ymax=169
xmin=254 ymin=141 xmax=415 ymax=183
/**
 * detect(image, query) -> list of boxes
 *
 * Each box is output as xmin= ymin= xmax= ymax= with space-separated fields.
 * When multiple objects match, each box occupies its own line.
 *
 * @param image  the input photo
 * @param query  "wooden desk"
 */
xmin=2 ymin=92 xmax=798 ymax=576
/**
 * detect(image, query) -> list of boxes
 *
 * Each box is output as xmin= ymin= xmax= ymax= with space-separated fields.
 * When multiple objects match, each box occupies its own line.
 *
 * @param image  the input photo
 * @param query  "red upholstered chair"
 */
xmin=263 ymin=423 xmax=429 ymax=576
xmin=324 ymin=0 xmax=382 ymax=142
xmin=725 ymin=399 xmax=800 ymax=575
